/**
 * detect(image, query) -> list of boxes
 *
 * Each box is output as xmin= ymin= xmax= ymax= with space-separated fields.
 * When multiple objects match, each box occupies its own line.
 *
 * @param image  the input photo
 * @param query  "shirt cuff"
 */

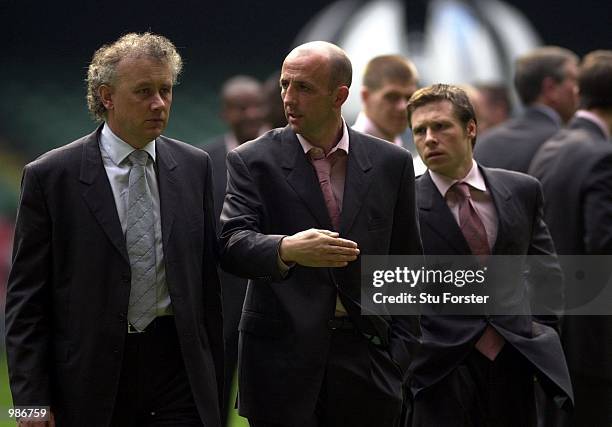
xmin=277 ymin=236 xmax=295 ymax=278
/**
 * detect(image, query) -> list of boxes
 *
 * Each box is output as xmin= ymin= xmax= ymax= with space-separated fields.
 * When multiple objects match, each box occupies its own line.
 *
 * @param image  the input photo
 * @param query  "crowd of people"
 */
xmin=4 ymin=31 xmax=611 ymax=427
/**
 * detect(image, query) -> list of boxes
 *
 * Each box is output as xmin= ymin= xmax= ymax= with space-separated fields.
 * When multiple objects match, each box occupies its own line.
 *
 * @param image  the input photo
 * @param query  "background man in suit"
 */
xmin=473 ymin=83 xmax=511 ymax=134
xmin=5 ymin=33 xmax=223 ymax=427
xmin=352 ymin=54 xmax=426 ymax=176
xmin=474 ymin=46 xmax=579 ymax=173
xmin=219 ymin=41 xmax=422 ymax=427
xmin=529 ymin=50 xmax=612 ymax=426
xmin=408 ymin=84 xmax=572 ymax=426
xmin=203 ymin=75 xmax=265 ymax=426
xmin=353 ymin=54 xmax=418 ymax=146
xmin=208 ymin=75 xmax=266 ymax=224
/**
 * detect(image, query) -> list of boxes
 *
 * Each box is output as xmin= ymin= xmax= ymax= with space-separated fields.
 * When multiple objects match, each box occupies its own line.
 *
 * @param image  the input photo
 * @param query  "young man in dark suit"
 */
xmin=5 ymin=33 xmax=223 ymax=427
xmin=529 ymin=50 xmax=612 ymax=426
xmin=219 ymin=41 xmax=422 ymax=427
xmin=408 ymin=84 xmax=572 ymax=426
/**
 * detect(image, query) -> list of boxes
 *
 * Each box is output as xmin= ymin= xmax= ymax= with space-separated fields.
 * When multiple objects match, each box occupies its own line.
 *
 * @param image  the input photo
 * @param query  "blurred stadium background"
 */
xmin=0 ymin=0 xmax=609 ymax=424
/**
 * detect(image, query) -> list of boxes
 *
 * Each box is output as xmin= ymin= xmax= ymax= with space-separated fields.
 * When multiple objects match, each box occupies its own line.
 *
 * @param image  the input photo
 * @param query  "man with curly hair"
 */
xmin=5 ymin=33 xmax=223 ymax=427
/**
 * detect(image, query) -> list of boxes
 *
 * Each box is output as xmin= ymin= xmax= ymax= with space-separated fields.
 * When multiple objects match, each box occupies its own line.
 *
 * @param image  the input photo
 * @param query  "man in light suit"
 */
xmin=529 ymin=50 xmax=612 ymax=426
xmin=408 ymin=84 xmax=572 ymax=426
xmin=220 ymin=41 xmax=422 ymax=427
xmin=5 ymin=33 xmax=223 ymax=427
xmin=474 ymin=46 xmax=579 ymax=173
xmin=201 ymin=75 xmax=265 ymax=426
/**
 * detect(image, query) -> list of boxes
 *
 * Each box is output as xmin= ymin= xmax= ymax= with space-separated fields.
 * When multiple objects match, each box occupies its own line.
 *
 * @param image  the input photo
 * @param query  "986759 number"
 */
xmin=7 ymin=406 xmax=50 ymax=420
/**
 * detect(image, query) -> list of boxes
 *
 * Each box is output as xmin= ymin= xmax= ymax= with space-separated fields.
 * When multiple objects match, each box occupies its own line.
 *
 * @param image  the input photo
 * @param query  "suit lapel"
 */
xmin=281 ymin=127 xmax=334 ymax=230
xmin=79 ymin=126 xmax=129 ymax=263
xmin=479 ymin=166 xmax=515 ymax=254
xmin=417 ymin=172 xmax=471 ymax=254
xmin=340 ymin=129 xmax=373 ymax=235
xmin=155 ymin=137 xmax=178 ymax=250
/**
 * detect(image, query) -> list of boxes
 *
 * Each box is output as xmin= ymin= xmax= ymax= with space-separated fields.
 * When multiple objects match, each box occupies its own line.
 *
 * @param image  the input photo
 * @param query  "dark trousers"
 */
xmin=220 ymin=270 xmax=247 ymax=426
xmin=110 ymin=316 xmax=202 ymax=427
xmin=569 ymin=374 xmax=612 ymax=426
xmin=412 ymin=345 xmax=536 ymax=427
xmin=249 ymin=324 xmax=404 ymax=427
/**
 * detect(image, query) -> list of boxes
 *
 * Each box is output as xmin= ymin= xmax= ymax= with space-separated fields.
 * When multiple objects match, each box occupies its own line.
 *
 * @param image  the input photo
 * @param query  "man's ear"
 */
xmin=539 ymin=76 xmax=557 ymax=102
xmin=334 ymin=85 xmax=350 ymax=108
xmin=466 ymin=119 xmax=477 ymax=140
xmin=360 ymin=87 xmax=370 ymax=103
xmin=99 ymin=85 xmax=114 ymax=110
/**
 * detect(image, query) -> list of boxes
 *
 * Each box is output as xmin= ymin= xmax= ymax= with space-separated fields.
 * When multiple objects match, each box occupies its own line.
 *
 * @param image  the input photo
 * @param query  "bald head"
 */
xmin=220 ymin=75 xmax=265 ymax=143
xmin=221 ymin=75 xmax=262 ymax=103
xmin=285 ymin=41 xmax=352 ymax=90
xmin=280 ymin=41 xmax=351 ymax=148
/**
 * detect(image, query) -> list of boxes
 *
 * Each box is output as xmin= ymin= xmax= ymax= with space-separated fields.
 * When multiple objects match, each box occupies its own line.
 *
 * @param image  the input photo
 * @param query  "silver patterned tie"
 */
xmin=126 ymin=150 xmax=157 ymax=332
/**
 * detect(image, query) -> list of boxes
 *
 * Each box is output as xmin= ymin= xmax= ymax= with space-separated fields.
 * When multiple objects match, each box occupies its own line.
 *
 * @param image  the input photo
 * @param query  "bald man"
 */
xmin=219 ymin=41 xmax=422 ymax=427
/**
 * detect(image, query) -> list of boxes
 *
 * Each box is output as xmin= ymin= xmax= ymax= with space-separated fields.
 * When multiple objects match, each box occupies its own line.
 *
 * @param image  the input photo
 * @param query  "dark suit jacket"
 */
xmin=412 ymin=167 xmax=573 ymax=406
xmin=200 ymin=135 xmax=248 ymax=425
xmin=5 ymin=126 xmax=224 ymax=427
xmin=219 ymin=126 xmax=422 ymax=425
xmin=529 ymin=116 xmax=612 ymax=385
xmin=203 ymin=136 xmax=248 ymax=330
xmin=206 ymin=136 xmax=231 ymax=225
xmin=474 ymin=107 xmax=561 ymax=173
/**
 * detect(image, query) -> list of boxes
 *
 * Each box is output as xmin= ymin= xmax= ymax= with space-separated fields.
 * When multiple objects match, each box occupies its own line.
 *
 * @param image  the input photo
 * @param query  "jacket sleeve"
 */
xmin=219 ymin=149 xmax=285 ymax=281
xmin=5 ymin=164 xmax=52 ymax=406
xmin=527 ymin=180 xmax=564 ymax=330
xmin=388 ymin=153 xmax=423 ymax=379
xmin=201 ymin=153 xmax=225 ymax=410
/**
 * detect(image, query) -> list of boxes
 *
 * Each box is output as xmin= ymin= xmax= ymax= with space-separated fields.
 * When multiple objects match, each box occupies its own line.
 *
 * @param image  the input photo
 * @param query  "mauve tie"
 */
xmin=309 ymin=148 xmax=341 ymax=231
xmin=448 ymin=182 xmax=504 ymax=361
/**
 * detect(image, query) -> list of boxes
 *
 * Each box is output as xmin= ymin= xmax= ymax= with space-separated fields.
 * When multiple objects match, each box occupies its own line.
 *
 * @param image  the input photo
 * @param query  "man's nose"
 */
xmin=282 ymin=85 xmax=296 ymax=106
xmin=150 ymin=92 xmax=166 ymax=110
xmin=425 ymin=128 xmax=437 ymax=144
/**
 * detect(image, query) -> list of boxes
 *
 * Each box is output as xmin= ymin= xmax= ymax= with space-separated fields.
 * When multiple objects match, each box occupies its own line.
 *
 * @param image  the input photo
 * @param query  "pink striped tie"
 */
xmin=449 ymin=182 xmax=504 ymax=361
xmin=309 ymin=148 xmax=341 ymax=231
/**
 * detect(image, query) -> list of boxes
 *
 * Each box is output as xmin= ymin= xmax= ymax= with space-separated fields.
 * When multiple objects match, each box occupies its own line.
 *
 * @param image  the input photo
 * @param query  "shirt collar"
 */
xmin=296 ymin=118 xmax=350 ymax=157
xmin=429 ymin=159 xmax=487 ymax=198
xmin=224 ymin=132 xmax=240 ymax=153
xmin=531 ymin=104 xmax=562 ymax=127
xmin=353 ymin=111 xmax=403 ymax=147
xmin=575 ymin=110 xmax=610 ymax=140
xmin=101 ymin=122 xmax=157 ymax=165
